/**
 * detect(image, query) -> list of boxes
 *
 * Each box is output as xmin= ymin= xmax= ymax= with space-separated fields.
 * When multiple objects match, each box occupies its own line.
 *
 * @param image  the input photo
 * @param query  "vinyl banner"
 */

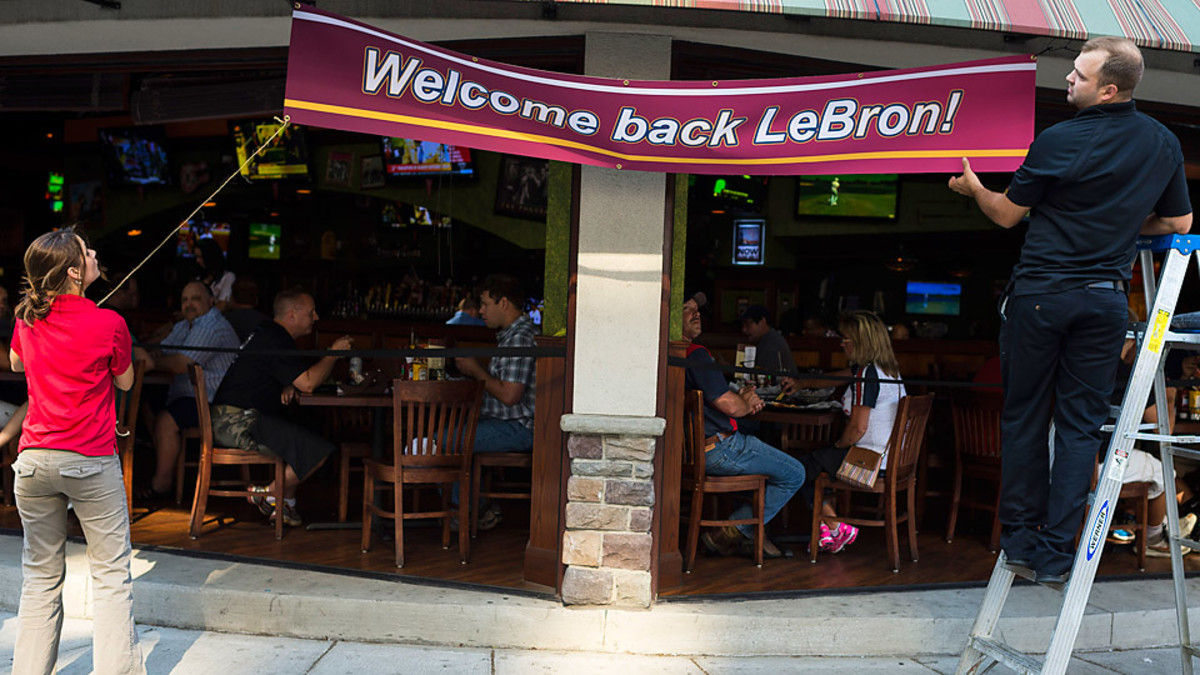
xmin=284 ymin=7 xmax=1037 ymax=175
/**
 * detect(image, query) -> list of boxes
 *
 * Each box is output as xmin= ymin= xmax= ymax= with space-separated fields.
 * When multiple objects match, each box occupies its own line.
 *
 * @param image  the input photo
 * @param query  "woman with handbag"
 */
xmin=8 ymin=228 xmax=145 ymax=675
xmin=797 ymin=311 xmax=907 ymax=554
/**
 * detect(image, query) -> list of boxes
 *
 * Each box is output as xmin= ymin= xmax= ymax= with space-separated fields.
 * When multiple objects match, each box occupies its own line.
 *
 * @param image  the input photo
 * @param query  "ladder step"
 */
xmin=1101 ymin=422 xmax=1157 ymax=433
xmin=969 ymin=636 xmax=1043 ymax=675
xmin=1127 ymin=433 xmax=1200 ymax=445
xmin=1185 ymin=644 xmax=1200 ymax=658
xmin=1176 ymin=537 xmax=1200 ymax=551
xmin=1167 ymin=446 xmax=1200 ymax=461
xmin=1166 ymin=331 xmax=1200 ymax=346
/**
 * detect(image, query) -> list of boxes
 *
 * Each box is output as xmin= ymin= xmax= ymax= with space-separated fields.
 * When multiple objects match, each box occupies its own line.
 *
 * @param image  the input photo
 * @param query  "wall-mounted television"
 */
xmin=98 ymin=126 xmax=171 ymax=186
xmin=692 ymin=175 xmax=768 ymax=211
xmin=380 ymin=137 xmax=474 ymax=177
xmin=231 ymin=119 xmax=310 ymax=181
xmin=176 ymin=220 xmax=230 ymax=258
xmin=906 ymin=281 xmax=961 ymax=316
xmin=248 ymin=223 xmax=282 ymax=260
xmin=796 ymin=174 xmax=898 ymax=219
xmin=732 ymin=219 xmax=765 ymax=266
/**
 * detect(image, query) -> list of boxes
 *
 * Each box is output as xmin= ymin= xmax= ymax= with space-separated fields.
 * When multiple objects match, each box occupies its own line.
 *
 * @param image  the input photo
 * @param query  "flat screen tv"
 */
xmin=175 ymin=220 xmax=230 ymax=258
xmin=693 ymin=174 xmax=768 ymax=211
xmin=231 ymin=119 xmax=310 ymax=180
xmin=796 ymin=174 xmax=898 ymax=219
xmin=248 ymin=223 xmax=282 ymax=260
xmin=98 ymin=126 xmax=171 ymax=186
xmin=380 ymin=137 xmax=474 ymax=177
xmin=906 ymin=281 xmax=961 ymax=316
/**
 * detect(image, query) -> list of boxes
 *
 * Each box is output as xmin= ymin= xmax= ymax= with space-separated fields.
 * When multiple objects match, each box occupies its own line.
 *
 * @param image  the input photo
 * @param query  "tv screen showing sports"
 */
xmin=231 ymin=119 xmax=309 ymax=180
xmin=906 ymin=281 xmax=961 ymax=316
xmin=732 ymin=219 xmax=765 ymax=266
xmin=98 ymin=126 xmax=171 ymax=186
xmin=693 ymin=175 xmax=768 ymax=210
xmin=176 ymin=221 xmax=230 ymax=258
xmin=248 ymin=223 xmax=282 ymax=260
xmin=380 ymin=137 xmax=474 ymax=177
xmin=796 ymin=174 xmax=898 ymax=219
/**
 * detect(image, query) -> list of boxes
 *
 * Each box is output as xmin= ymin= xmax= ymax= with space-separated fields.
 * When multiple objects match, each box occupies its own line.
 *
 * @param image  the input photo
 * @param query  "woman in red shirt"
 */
xmin=8 ymin=228 xmax=144 ymax=675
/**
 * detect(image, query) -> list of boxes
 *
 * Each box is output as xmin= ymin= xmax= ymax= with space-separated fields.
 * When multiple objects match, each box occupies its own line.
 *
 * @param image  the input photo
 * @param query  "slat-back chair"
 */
xmin=681 ymin=390 xmax=767 ymax=572
xmin=810 ymin=394 xmax=935 ymax=572
xmin=186 ymin=363 xmax=287 ymax=539
xmin=115 ymin=360 xmax=146 ymax=517
xmin=362 ymin=379 xmax=483 ymax=567
xmin=946 ymin=388 xmax=1004 ymax=552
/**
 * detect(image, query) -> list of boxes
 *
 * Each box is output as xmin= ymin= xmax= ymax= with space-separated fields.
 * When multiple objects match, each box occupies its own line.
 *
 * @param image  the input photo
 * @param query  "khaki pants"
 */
xmin=12 ymin=450 xmax=144 ymax=675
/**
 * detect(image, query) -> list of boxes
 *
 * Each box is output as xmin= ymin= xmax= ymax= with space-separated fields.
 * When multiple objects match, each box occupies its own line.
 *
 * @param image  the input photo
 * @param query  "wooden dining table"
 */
xmin=751 ymin=403 xmax=842 ymax=454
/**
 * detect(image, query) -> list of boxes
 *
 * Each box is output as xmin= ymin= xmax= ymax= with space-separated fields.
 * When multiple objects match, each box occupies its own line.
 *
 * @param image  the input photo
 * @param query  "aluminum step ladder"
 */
xmin=957 ymin=233 xmax=1200 ymax=675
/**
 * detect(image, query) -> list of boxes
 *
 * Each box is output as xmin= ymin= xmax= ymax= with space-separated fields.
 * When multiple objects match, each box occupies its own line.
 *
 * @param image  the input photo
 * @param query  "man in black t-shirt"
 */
xmin=949 ymin=36 xmax=1193 ymax=582
xmin=211 ymin=289 xmax=352 ymax=527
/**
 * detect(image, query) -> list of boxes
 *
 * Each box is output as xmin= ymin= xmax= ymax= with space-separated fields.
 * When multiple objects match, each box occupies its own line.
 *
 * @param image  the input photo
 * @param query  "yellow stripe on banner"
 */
xmin=285 ymin=98 xmax=1028 ymax=166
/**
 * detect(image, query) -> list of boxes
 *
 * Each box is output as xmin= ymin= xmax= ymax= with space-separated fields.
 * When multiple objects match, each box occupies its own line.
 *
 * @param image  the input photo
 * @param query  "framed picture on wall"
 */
xmin=360 ymin=155 xmax=385 ymax=189
xmin=326 ymin=151 xmax=353 ymax=188
xmin=494 ymin=155 xmax=549 ymax=221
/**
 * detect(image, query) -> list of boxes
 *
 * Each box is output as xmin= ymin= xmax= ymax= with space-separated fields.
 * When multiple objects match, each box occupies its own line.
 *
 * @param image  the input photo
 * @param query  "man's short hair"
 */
xmin=273 ymin=288 xmax=312 ymax=318
xmin=480 ymin=274 xmax=524 ymax=309
xmin=1081 ymin=36 xmax=1143 ymax=96
xmin=183 ymin=280 xmax=213 ymax=300
xmin=740 ymin=305 xmax=770 ymax=325
xmin=459 ymin=296 xmax=480 ymax=312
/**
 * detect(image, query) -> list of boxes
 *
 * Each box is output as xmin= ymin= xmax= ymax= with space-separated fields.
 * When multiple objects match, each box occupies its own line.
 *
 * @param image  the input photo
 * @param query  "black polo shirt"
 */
xmin=212 ymin=321 xmax=309 ymax=415
xmin=1006 ymin=100 xmax=1191 ymax=296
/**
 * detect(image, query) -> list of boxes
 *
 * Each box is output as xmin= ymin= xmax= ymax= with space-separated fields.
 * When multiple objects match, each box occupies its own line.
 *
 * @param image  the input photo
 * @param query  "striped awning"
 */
xmin=542 ymin=0 xmax=1200 ymax=54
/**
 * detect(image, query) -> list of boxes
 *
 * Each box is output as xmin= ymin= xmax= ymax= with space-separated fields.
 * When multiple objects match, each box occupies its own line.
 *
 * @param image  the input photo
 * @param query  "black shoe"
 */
xmin=1035 ymin=570 xmax=1069 ymax=585
xmin=1002 ymin=552 xmax=1032 ymax=569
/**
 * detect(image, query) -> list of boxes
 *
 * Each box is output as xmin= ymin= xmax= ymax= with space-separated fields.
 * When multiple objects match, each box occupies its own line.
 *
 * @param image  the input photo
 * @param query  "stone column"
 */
xmin=559 ymin=32 xmax=672 ymax=608
xmin=561 ymin=434 xmax=656 ymax=606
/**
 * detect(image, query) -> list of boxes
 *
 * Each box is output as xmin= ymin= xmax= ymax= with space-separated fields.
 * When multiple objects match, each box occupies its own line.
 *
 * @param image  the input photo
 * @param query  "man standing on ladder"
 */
xmin=948 ymin=36 xmax=1192 ymax=584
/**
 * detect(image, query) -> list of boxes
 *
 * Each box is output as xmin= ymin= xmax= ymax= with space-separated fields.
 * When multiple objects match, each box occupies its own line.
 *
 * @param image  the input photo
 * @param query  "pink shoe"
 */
xmin=818 ymin=523 xmax=835 ymax=551
xmin=828 ymin=522 xmax=859 ymax=553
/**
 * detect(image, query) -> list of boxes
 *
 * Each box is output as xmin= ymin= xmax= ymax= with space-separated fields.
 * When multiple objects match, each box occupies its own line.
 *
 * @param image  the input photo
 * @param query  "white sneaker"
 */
xmin=1180 ymin=513 xmax=1197 ymax=540
xmin=1147 ymin=534 xmax=1193 ymax=558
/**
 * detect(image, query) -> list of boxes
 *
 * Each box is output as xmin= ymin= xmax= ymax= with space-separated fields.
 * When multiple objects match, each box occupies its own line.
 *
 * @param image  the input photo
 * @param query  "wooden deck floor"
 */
xmin=0 ymin=490 xmax=1191 ymax=598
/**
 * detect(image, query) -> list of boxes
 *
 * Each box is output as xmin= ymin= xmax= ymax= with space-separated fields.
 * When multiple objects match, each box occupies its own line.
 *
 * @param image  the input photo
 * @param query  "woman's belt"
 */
xmin=703 ymin=431 xmax=733 ymax=452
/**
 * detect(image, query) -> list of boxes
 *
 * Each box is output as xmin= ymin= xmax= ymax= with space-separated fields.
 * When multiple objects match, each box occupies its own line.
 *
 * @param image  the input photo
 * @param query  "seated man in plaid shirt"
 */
xmin=145 ymin=281 xmax=240 ymax=498
xmin=454 ymin=274 xmax=537 ymax=530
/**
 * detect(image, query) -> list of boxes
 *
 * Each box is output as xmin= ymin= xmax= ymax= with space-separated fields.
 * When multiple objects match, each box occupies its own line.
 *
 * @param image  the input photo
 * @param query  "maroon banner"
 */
xmin=284 ymin=7 xmax=1036 ymax=175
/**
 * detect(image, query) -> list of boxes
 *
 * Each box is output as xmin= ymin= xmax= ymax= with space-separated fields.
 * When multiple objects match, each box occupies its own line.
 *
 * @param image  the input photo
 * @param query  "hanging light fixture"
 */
xmin=885 ymin=245 xmax=918 ymax=272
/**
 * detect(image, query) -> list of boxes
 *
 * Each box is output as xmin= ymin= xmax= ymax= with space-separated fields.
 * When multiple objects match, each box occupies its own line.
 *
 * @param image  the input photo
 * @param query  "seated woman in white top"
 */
xmin=796 ymin=311 xmax=906 ymax=555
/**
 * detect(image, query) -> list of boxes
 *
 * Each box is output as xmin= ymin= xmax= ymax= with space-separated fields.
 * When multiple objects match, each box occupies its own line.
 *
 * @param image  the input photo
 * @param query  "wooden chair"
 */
xmin=471 ymin=452 xmax=532 ymax=537
xmin=681 ymin=390 xmax=767 ymax=572
xmin=114 ymin=361 xmax=147 ymax=517
xmin=186 ymin=364 xmax=287 ymax=540
xmin=946 ymin=389 xmax=1003 ymax=552
xmin=174 ymin=426 xmax=201 ymax=504
xmin=362 ymin=379 xmax=483 ymax=567
xmin=329 ymin=405 xmax=374 ymax=523
xmin=810 ymin=394 xmax=935 ymax=572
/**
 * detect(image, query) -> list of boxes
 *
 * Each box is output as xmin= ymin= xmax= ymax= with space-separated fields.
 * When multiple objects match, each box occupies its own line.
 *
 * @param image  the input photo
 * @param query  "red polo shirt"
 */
xmin=11 ymin=294 xmax=132 ymax=456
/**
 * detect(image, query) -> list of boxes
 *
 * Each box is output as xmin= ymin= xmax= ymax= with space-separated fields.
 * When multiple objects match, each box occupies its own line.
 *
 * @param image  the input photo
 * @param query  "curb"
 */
xmin=0 ymin=534 xmax=1194 ymax=657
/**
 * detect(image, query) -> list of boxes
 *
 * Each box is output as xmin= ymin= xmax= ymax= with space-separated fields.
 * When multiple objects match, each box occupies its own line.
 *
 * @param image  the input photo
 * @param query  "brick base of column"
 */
xmin=560 ymin=433 xmax=655 ymax=607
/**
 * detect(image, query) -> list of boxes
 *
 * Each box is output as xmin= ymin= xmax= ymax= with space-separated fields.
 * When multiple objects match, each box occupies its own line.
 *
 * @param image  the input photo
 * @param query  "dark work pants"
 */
xmin=998 ymin=286 xmax=1127 ymax=575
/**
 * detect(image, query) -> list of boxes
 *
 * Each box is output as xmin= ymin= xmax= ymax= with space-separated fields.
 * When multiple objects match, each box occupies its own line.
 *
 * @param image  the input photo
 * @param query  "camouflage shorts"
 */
xmin=210 ymin=405 xmax=278 ymax=458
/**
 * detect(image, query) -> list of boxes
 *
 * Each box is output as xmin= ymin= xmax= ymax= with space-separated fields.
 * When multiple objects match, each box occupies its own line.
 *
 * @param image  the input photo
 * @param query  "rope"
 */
xmin=98 ymin=115 xmax=295 ymax=306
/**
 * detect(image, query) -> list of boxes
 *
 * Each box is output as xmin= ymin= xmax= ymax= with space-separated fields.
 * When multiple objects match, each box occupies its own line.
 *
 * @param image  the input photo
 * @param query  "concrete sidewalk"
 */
xmin=0 ymin=532 xmax=1195 ymax=670
xmin=0 ymin=612 xmax=1187 ymax=674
